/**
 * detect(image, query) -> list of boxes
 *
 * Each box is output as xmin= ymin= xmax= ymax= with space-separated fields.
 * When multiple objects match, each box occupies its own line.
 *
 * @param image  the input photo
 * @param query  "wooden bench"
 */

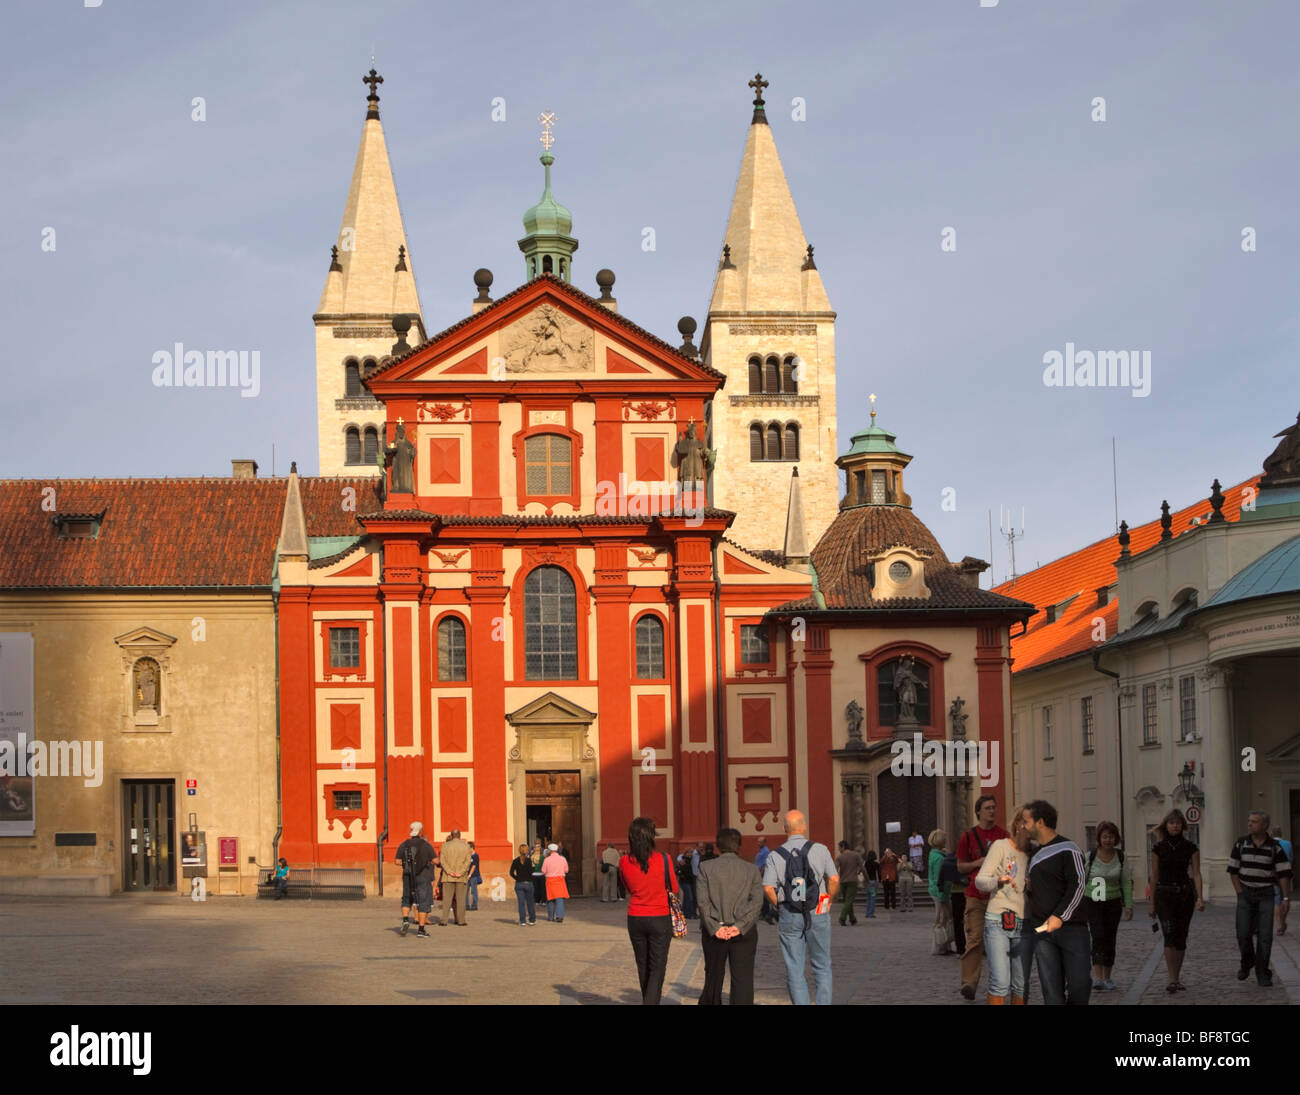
xmin=256 ymin=867 xmax=365 ymax=900
xmin=256 ymin=867 xmax=313 ymax=900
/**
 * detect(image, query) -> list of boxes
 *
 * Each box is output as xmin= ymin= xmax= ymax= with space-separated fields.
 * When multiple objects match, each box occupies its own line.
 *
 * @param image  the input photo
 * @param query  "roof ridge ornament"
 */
xmin=363 ymin=67 xmax=383 ymax=120
xmin=748 ymin=72 xmax=769 ymax=125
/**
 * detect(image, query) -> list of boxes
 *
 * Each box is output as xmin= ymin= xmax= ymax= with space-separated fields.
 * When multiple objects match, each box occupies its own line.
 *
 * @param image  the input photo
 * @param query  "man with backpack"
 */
xmin=395 ymin=821 xmax=438 ymax=938
xmin=954 ymin=795 xmax=1009 ymax=999
xmin=762 ymin=810 xmax=840 ymax=1004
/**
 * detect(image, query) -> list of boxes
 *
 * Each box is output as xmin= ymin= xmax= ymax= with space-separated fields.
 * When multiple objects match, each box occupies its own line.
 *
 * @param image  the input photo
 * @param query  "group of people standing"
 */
xmin=393 ymin=823 xmax=482 ymax=935
xmin=508 ymin=839 xmax=572 ymax=924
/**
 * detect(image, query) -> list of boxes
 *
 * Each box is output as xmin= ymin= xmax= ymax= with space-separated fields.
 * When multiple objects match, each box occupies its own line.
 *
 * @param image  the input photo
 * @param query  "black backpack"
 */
xmin=775 ymin=842 xmax=822 ymax=931
xmin=938 ymin=828 xmax=989 ymax=889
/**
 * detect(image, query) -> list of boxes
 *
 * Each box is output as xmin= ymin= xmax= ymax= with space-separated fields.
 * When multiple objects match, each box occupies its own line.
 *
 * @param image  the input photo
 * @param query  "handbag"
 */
xmin=663 ymin=853 xmax=687 ymax=938
xmin=932 ymin=917 xmax=954 ymax=951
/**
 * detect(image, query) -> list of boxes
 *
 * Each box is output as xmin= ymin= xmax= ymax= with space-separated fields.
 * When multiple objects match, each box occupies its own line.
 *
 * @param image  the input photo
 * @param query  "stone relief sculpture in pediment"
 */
xmin=501 ymin=304 xmax=593 ymax=373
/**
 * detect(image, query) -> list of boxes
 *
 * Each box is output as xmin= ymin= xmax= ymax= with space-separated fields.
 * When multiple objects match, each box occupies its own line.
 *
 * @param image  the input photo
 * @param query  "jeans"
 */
xmin=865 ymin=881 xmax=877 ymax=917
xmin=628 ymin=915 xmax=673 ymax=1004
xmin=274 ymin=877 xmax=288 ymax=899
xmin=549 ymin=896 xmax=566 ymax=921
xmin=1236 ymin=886 xmax=1274 ymax=979
xmin=839 ymin=881 xmax=859 ymax=924
xmin=1027 ymin=919 xmax=1091 ymax=1005
xmin=777 ymin=906 xmax=833 ymax=1005
xmin=983 ymin=913 xmax=1025 ymax=998
xmin=515 ymin=881 xmax=535 ymax=924
xmin=468 ymin=879 xmax=479 ymax=910
xmin=680 ymin=881 xmax=697 ymax=919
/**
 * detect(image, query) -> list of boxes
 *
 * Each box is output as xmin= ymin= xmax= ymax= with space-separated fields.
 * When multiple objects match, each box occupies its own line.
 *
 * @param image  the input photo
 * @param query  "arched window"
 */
xmin=878 ymin=659 xmax=931 ymax=726
xmin=635 ymin=615 xmax=665 ymax=679
xmin=542 ymin=255 xmax=554 ymax=275
xmin=524 ymin=434 xmax=572 ymax=495
xmin=524 ymin=566 xmax=578 ymax=680
xmin=784 ymin=422 xmax=800 ymax=461
xmin=437 ymin=616 xmax=467 ymax=681
xmin=783 ymin=355 xmax=798 ymax=393
xmin=362 ymin=357 xmax=377 ymax=375
xmin=765 ymin=423 xmax=782 ymax=461
xmin=749 ymin=424 xmax=764 ymax=462
xmin=748 ymin=356 xmax=762 ymax=394
xmin=362 ymin=426 xmax=379 ymax=465
xmin=345 ymin=427 xmax=361 ymax=465
xmin=344 ymin=359 xmax=361 ymax=397
xmin=764 ymin=355 xmax=780 ymax=394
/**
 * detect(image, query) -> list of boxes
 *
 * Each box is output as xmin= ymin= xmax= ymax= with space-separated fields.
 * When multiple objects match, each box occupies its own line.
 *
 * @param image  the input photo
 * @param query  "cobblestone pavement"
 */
xmin=0 ymin=891 xmax=1295 ymax=1006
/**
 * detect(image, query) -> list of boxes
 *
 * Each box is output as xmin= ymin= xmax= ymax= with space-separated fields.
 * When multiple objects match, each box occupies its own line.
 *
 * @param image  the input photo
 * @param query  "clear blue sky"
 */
xmin=2 ymin=0 xmax=1296 ymax=578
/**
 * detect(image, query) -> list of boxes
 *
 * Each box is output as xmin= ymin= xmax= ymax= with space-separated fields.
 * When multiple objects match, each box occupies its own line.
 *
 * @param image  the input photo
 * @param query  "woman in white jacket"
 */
xmin=975 ymin=805 xmax=1033 ymax=1004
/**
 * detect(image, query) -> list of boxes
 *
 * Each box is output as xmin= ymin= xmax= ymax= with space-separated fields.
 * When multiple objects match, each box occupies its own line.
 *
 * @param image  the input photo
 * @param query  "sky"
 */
xmin=2 ymin=0 xmax=1296 ymax=581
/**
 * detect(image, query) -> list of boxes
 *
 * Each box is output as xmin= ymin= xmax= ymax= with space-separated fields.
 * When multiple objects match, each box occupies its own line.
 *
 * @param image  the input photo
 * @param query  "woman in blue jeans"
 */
xmin=864 ymin=850 xmax=880 ymax=918
xmin=974 ymin=805 xmax=1032 ymax=1004
xmin=509 ymin=844 xmax=536 ymax=925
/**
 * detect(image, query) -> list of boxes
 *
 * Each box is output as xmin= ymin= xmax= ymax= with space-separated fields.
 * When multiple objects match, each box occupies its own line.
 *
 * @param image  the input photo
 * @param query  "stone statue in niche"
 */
xmin=674 ymin=421 xmax=710 ymax=484
xmin=844 ymin=699 xmax=865 ymax=750
xmin=134 ymin=659 xmax=159 ymax=712
xmin=949 ymin=696 xmax=968 ymax=739
xmin=386 ymin=422 xmax=416 ymax=494
xmin=893 ymin=654 xmax=925 ymax=723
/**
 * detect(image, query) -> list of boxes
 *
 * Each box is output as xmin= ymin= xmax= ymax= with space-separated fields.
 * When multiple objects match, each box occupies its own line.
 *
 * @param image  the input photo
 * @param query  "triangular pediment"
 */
xmin=366 ymin=276 xmax=723 ymax=389
xmin=1265 ymin=732 xmax=1300 ymax=761
xmin=505 ymin=691 xmax=597 ymax=726
xmin=114 ymin=626 xmax=179 ymax=651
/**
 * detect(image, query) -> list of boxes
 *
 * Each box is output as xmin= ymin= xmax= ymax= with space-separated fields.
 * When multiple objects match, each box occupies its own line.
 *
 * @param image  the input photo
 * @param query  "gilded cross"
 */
xmin=396 ymin=416 xmax=404 ymax=427
xmin=748 ymin=72 xmax=769 ymax=106
xmin=538 ymin=111 xmax=556 ymax=151
xmin=869 ymin=393 xmax=877 ymax=423
xmin=363 ymin=68 xmax=383 ymax=98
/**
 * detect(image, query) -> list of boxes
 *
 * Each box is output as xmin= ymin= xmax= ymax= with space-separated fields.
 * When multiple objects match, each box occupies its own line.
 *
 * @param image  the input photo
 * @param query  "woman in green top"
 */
xmin=928 ymin=829 xmax=955 ymax=955
xmin=1084 ymin=821 xmax=1133 ymax=990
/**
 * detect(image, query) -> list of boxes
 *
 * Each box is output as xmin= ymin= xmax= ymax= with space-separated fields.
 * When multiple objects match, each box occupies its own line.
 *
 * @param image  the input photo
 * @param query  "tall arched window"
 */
xmin=764 ymin=355 xmax=780 ymax=394
xmin=748 ymin=356 xmax=762 ymax=393
xmin=524 ymin=566 xmax=578 ymax=680
xmin=878 ymin=659 xmax=932 ymax=726
xmin=344 ymin=359 xmax=361 ymax=397
xmin=362 ymin=426 xmax=379 ymax=465
xmin=784 ymin=422 xmax=800 ymax=461
xmin=749 ymin=424 xmax=764 ymax=462
xmin=345 ymin=427 xmax=361 ymax=464
xmin=783 ymin=355 xmax=798 ymax=393
xmin=524 ymin=434 xmax=572 ymax=495
xmin=437 ymin=616 xmax=467 ymax=681
xmin=765 ymin=423 xmax=782 ymax=461
xmin=635 ymin=615 xmax=665 ymax=679
xmin=362 ymin=357 xmax=377 ymax=375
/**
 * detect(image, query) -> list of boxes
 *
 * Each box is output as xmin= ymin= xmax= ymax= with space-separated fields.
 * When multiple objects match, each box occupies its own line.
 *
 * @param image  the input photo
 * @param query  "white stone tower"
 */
xmin=702 ymin=73 xmax=839 ymax=553
xmin=314 ymin=68 xmax=426 ymax=476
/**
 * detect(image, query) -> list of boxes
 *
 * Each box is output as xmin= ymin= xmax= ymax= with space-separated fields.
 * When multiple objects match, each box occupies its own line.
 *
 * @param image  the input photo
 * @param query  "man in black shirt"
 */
xmin=1024 ymin=799 xmax=1090 ymax=1005
xmin=395 ymin=821 xmax=438 ymax=939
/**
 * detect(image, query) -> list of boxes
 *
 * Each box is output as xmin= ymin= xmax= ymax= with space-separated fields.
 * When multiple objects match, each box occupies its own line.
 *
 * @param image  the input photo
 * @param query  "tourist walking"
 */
xmin=928 ymin=830 xmax=955 ymax=955
xmin=697 ymin=827 xmax=764 ymax=1005
xmin=975 ymin=804 xmax=1032 ymax=1004
xmin=864 ymin=850 xmax=879 ymax=918
xmin=467 ymin=841 xmax=482 ymax=911
xmin=898 ymin=856 xmax=916 ymax=912
xmin=880 ymin=847 xmax=900 ymax=910
xmin=1227 ymin=811 xmax=1292 ymax=987
xmin=1148 ymin=808 xmax=1204 ymax=992
xmin=835 ymin=841 xmax=864 ymax=926
xmin=510 ymin=843 xmax=537 ymax=925
xmin=1271 ymin=826 xmax=1293 ymax=938
xmin=1084 ymin=821 xmax=1132 ymax=991
xmin=1024 ymin=800 xmax=1090 ymax=1005
xmin=600 ymin=843 xmax=621 ymax=902
xmin=619 ymin=816 xmax=679 ymax=1005
xmin=956 ymin=794 xmax=1009 ymax=999
xmin=542 ymin=842 xmax=570 ymax=922
xmin=762 ymin=810 xmax=839 ymax=1005
xmin=395 ymin=821 xmax=437 ymax=938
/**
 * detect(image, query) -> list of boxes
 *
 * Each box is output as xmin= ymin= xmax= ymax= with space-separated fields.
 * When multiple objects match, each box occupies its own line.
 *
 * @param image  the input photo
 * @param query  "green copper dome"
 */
xmin=519 ymin=151 xmax=579 ymax=282
xmin=522 ymin=153 xmax=572 ymax=236
xmin=844 ymin=423 xmax=910 ymax=460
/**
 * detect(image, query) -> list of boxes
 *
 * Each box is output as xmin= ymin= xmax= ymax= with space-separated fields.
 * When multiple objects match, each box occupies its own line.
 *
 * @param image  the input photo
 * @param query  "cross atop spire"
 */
xmin=749 ymin=72 xmax=769 ymax=124
xmin=538 ymin=110 xmax=556 ymax=151
xmin=363 ymin=67 xmax=383 ymax=118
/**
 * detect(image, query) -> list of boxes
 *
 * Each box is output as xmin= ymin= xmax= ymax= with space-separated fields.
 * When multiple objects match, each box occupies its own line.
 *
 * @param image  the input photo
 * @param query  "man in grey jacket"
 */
xmin=697 ymin=827 xmax=765 ymax=1005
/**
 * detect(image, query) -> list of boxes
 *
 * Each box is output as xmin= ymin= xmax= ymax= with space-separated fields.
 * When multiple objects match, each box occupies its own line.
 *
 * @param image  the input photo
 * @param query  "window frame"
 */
xmin=633 ymin=612 xmax=667 ymax=681
xmin=1042 ymin=705 xmax=1054 ymax=759
xmin=321 ymin=620 xmax=369 ymax=680
xmin=1142 ymin=682 xmax=1158 ymax=745
xmin=435 ymin=613 xmax=469 ymax=683
xmin=1178 ymin=675 xmax=1196 ymax=740
xmin=511 ymin=415 xmax=583 ymax=513
xmin=1080 ymin=695 xmax=1095 ymax=753
xmin=522 ymin=565 xmax=580 ymax=682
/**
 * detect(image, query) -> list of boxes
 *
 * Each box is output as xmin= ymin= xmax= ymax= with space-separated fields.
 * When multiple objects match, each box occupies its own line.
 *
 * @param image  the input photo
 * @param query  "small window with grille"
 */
xmin=524 ymin=434 xmax=572 ymax=495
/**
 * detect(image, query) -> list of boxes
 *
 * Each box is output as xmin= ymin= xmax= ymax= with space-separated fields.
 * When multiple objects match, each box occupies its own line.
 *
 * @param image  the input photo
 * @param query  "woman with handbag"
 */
xmin=618 ymin=815 xmax=682 ymax=1005
xmin=542 ymin=842 xmax=570 ymax=922
xmin=929 ymin=829 xmax=956 ymax=955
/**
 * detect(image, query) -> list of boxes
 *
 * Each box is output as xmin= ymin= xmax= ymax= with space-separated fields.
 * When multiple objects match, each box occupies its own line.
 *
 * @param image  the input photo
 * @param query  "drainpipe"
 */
xmin=711 ymin=542 xmax=728 ymax=832
xmin=271 ymin=589 xmax=283 ymax=873
xmin=1092 ymin=651 xmax=1125 ymax=843
xmin=376 ymin=544 xmax=389 ymax=897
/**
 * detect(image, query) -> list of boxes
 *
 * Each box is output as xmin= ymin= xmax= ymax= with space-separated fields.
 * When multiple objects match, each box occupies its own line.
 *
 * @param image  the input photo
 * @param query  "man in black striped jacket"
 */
xmin=1227 ymin=810 xmax=1292 ymax=987
xmin=1024 ymin=799 xmax=1091 ymax=1005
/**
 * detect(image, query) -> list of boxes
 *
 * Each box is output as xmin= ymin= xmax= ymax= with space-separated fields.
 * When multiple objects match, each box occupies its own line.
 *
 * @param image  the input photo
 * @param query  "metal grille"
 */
xmin=1081 ymin=695 xmax=1095 ymax=752
xmin=524 ymin=566 xmax=578 ymax=679
xmin=740 ymin=624 xmax=770 ymax=665
xmin=330 ymin=627 xmax=360 ymax=669
xmin=524 ymin=434 xmax=571 ymax=495
xmin=437 ymin=617 xmax=467 ymax=681
xmin=635 ymin=615 xmax=664 ymax=679
xmin=1179 ymin=676 xmax=1196 ymax=740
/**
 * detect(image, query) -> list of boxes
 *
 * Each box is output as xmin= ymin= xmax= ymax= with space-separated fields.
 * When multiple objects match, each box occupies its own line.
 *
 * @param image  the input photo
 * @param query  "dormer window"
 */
xmin=53 ymin=512 xmax=104 ymax=539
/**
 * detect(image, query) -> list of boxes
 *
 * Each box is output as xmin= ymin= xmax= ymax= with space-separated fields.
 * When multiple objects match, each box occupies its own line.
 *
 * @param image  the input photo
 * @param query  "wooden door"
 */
xmin=526 ymin=771 xmax=583 ymax=894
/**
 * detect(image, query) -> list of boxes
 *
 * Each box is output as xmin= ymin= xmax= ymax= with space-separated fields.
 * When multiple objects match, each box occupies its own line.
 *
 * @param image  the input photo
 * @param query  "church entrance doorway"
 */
xmin=526 ymin=771 xmax=582 ymax=895
xmin=121 ymin=779 xmax=176 ymax=892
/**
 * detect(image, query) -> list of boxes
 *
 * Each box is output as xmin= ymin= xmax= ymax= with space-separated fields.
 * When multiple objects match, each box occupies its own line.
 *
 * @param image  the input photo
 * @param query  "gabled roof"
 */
xmin=364 ymin=274 xmax=724 ymax=384
xmin=995 ymin=476 xmax=1261 ymax=674
xmin=0 ymin=477 xmax=380 ymax=590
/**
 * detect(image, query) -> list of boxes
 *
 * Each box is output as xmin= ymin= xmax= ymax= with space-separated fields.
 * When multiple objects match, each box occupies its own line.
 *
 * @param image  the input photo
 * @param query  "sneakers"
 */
xmin=1103 ymin=979 xmax=1117 ymax=991
xmin=1092 ymin=979 xmax=1105 ymax=990
xmin=415 ymin=927 xmax=430 ymax=939
xmin=400 ymin=921 xmax=410 ymax=937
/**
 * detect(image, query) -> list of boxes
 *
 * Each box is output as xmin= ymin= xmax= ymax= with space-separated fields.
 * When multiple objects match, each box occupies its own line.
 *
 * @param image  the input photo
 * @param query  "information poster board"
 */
xmin=0 ymin=633 xmax=35 ymax=837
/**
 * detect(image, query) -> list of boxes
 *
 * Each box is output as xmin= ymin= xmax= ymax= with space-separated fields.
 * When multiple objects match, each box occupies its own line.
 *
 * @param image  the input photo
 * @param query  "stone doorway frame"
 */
xmin=506 ymin=691 xmax=598 ymax=896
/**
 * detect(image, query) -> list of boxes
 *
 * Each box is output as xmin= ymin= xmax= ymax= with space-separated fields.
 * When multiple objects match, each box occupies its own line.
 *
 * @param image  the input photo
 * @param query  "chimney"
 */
xmin=956 ymin=556 xmax=989 ymax=589
xmin=232 ymin=459 xmax=259 ymax=479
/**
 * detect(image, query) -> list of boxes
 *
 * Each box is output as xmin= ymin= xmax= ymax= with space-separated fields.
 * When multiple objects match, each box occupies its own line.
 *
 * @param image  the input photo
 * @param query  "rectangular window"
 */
xmin=332 ymin=790 xmax=362 ymax=812
xmin=1041 ymin=705 xmax=1053 ymax=759
xmin=329 ymin=627 xmax=360 ymax=669
xmin=1179 ymin=675 xmax=1196 ymax=740
xmin=740 ymin=624 xmax=770 ymax=665
xmin=1142 ymin=683 xmax=1158 ymax=745
xmin=1080 ymin=696 xmax=1095 ymax=753
xmin=524 ymin=434 xmax=572 ymax=495
xmin=871 ymin=469 xmax=887 ymax=503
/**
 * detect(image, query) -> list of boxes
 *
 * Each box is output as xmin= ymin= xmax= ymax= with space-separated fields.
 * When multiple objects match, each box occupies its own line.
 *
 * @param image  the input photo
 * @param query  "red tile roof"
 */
xmin=0 ymin=477 xmax=381 ymax=590
xmin=994 ymin=476 xmax=1261 ymax=673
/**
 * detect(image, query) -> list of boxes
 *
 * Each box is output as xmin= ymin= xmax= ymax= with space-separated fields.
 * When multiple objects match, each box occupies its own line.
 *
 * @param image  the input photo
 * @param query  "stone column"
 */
xmin=1202 ymin=664 xmax=1236 ymax=891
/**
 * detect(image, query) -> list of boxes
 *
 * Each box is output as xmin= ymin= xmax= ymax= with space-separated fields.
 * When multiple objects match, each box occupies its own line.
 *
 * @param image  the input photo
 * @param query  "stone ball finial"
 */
xmin=595 ymin=269 xmax=616 ymax=300
xmin=677 ymin=315 xmax=697 ymax=338
xmin=392 ymin=313 xmax=412 ymax=334
xmin=473 ymin=268 xmax=493 ymax=304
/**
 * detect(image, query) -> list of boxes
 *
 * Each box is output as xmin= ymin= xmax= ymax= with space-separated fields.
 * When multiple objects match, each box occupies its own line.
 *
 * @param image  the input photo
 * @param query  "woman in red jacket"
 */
xmin=618 ymin=816 xmax=680 ymax=1005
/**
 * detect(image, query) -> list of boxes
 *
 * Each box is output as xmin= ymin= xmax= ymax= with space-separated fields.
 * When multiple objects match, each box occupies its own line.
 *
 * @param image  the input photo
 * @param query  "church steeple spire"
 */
xmin=518 ymin=111 xmax=578 ymax=282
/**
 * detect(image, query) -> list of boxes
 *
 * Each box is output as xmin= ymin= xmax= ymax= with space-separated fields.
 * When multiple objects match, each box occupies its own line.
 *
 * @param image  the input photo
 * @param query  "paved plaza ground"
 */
xmin=1 ymin=890 xmax=1296 ymax=1006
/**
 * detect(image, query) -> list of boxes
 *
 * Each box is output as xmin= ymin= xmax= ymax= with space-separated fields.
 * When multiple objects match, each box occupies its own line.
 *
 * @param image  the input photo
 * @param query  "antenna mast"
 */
xmin=999 ymin=505 xmax=1026 ymax=585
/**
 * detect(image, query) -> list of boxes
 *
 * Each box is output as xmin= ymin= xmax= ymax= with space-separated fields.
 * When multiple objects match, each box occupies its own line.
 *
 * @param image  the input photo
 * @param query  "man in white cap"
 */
xmin=394 ymin=822 xmax=438 ymax=938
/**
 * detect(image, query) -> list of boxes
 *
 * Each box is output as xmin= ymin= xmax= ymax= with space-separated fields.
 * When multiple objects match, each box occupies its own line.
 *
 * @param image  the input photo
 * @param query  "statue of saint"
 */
xmin=893 ymin=655 xmax=926 ymax=722
xmin=949 ymin=697 xmax=968 ymax=739
xmin=386 ymin=422 xmax=416 ymax=494
xmin=675 ymin=421 xmax=709 ymax=484
xmin=845 ymin=699 xmax=865 ymax=749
